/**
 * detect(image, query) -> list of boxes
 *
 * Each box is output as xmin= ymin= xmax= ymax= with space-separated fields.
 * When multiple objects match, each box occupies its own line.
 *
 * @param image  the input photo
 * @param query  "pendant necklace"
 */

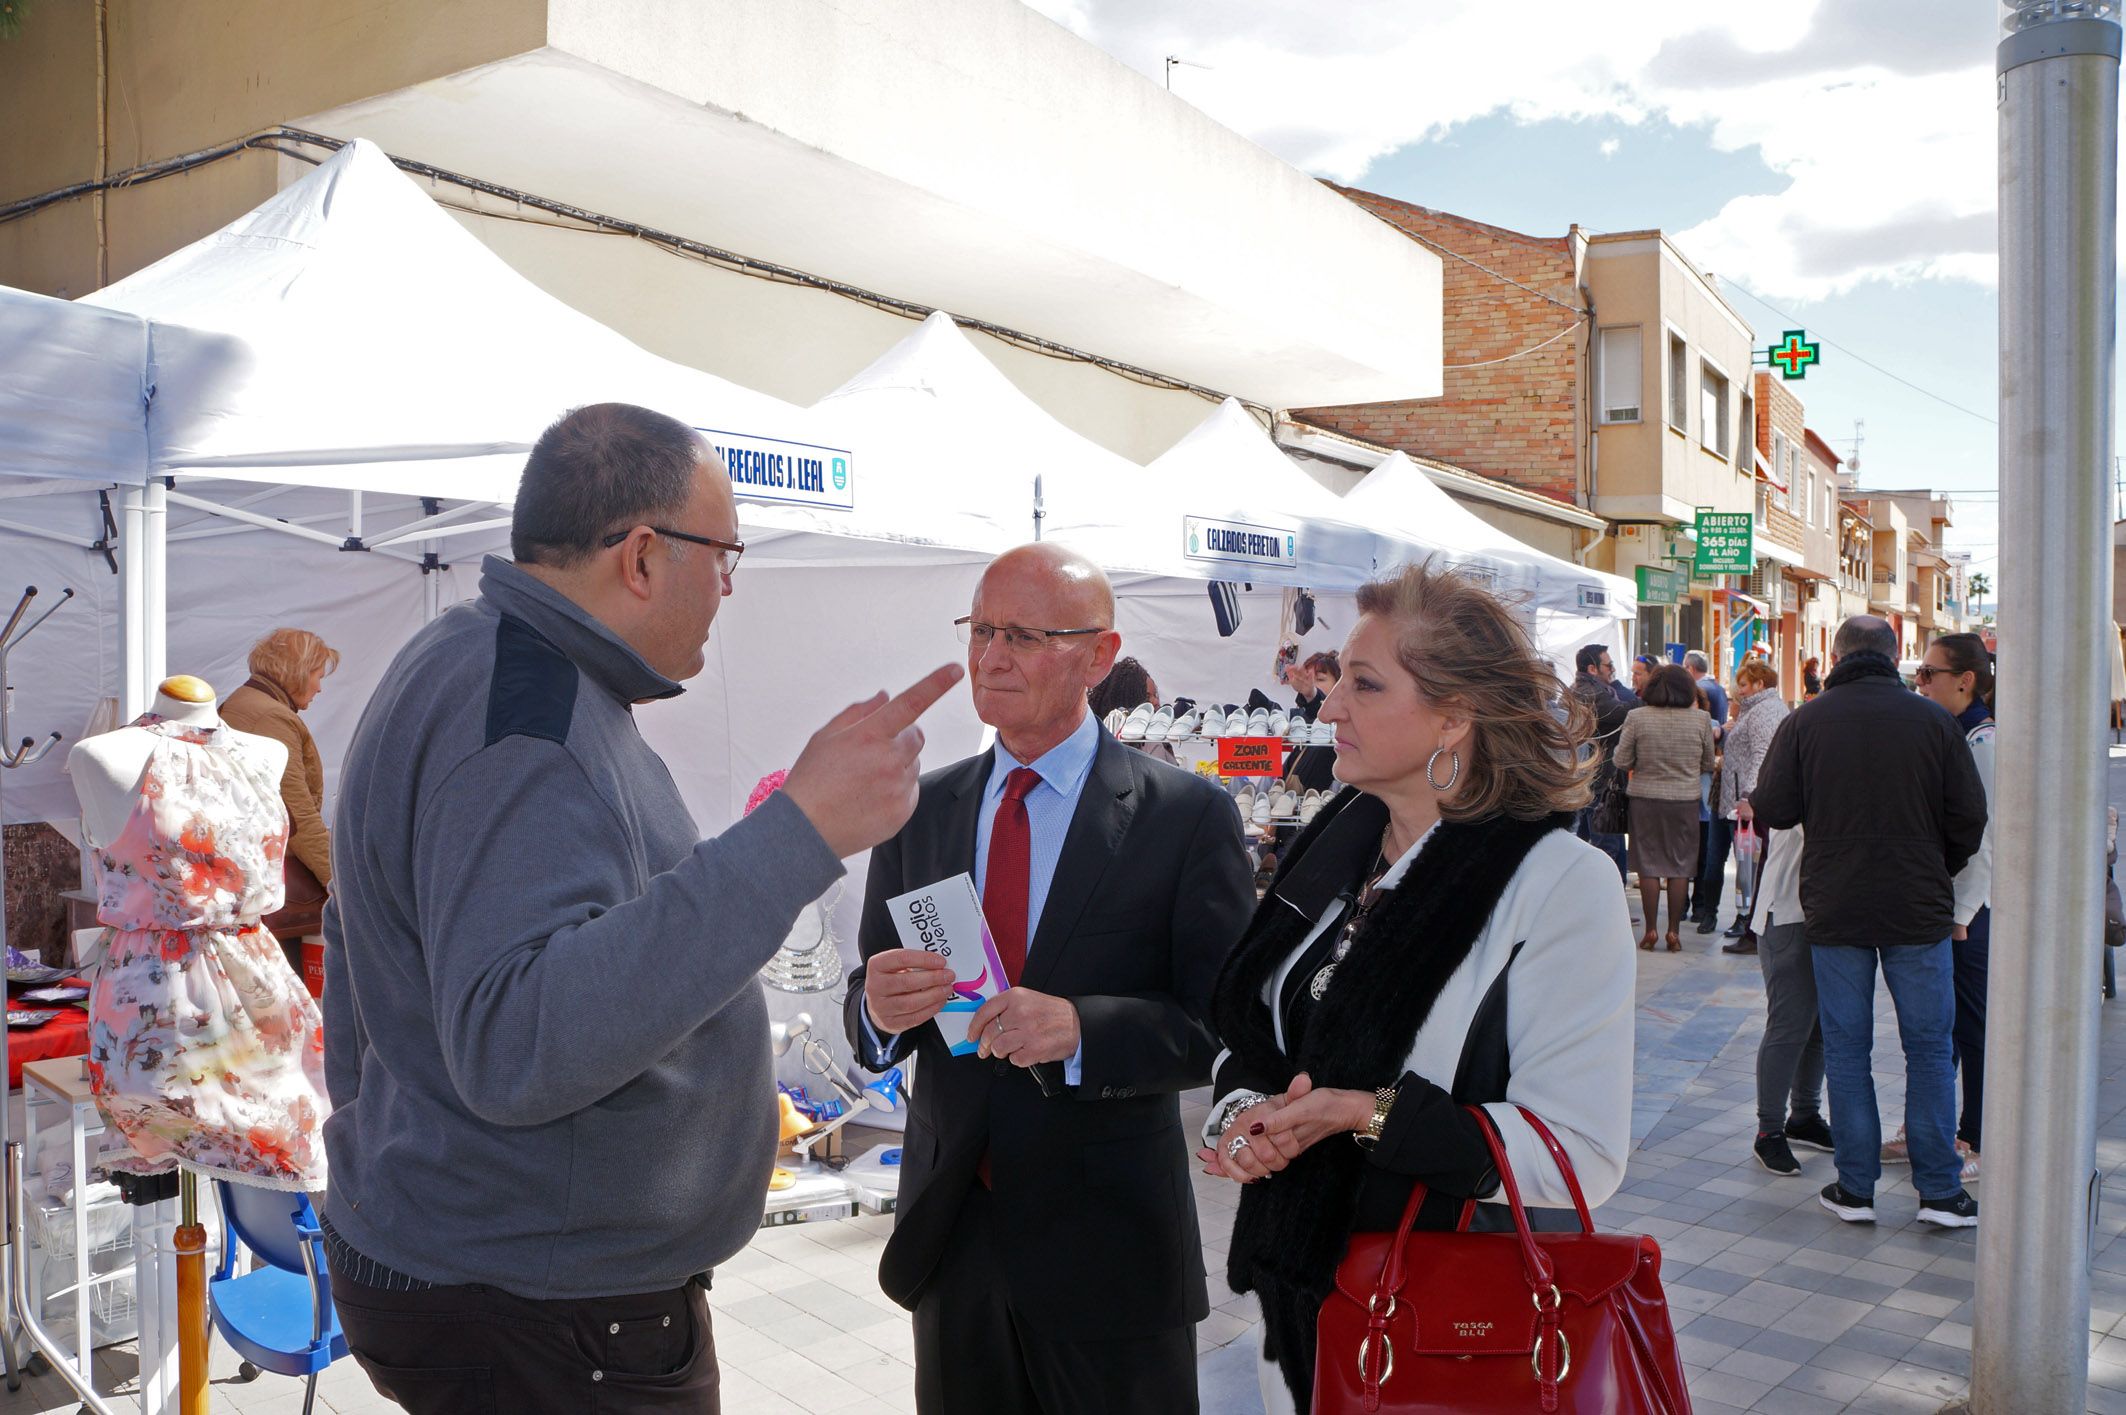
xmin=1310 ymin=831 xmax=1394 ymax=1001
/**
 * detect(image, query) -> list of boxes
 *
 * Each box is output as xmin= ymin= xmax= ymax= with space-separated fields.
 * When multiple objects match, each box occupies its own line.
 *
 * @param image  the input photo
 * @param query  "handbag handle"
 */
xmin=1372 ymin=1104 xmax=1585 ymax=1302
xmin=1373 ymin=1180 xmax=1480 ymax=1300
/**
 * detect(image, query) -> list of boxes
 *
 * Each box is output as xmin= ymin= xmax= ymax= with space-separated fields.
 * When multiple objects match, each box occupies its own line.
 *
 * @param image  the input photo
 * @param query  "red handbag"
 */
xmin=1313 ymin=1106 xmax=1691 ymax=1414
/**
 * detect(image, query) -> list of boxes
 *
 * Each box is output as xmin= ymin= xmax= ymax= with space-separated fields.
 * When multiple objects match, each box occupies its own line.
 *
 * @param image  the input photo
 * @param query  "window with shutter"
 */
xmin=1598 ymin=327 xmax=1642 ymax=423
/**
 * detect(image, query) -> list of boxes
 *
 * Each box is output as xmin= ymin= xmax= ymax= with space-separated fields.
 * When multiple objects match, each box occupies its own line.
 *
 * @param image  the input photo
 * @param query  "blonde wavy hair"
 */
xmin=1352 ymin=562 xmax=1595 ymax=821
xmin=248 ymin=628 xmax=340 ymax=695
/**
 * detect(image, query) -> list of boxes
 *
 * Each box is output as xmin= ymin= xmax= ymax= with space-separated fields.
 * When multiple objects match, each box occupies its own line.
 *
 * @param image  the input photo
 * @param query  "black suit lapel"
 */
xmin=1018 ymin=733 xmax=1138 ymax=993
xmin=931 ymin=749 xmax=993 ymax=884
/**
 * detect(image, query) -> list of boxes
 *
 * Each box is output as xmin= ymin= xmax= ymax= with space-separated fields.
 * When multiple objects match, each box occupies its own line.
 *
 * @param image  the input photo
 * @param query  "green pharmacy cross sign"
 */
xmin=1768 ymin=329 xmax=1821 ymax=380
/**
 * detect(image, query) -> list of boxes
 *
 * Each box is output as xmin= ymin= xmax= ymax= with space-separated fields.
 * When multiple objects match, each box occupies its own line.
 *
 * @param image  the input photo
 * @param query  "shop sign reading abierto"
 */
xmin=1636 ymin=564 xmax=1686 ymax=606
xmin=1184 ymin=515 xmax=1299 ymax=570
xmin=1693 ymin=508 xmax=1754 ymax=576
xmin=705 ymin=428 xmax=855 ymax=512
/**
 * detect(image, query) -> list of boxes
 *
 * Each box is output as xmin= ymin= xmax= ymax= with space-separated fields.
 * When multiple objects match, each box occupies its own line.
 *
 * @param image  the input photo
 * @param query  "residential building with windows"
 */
xmin=1836 ymin=497 xmax=1876 ymax=631
xmin=1864 ymin=491 xmax=1959 ymax=654
xmin=1289 ymin=197 xmax=1759 ymax=673
xmin=1742 ymin=370 xmax=1840 ymax=690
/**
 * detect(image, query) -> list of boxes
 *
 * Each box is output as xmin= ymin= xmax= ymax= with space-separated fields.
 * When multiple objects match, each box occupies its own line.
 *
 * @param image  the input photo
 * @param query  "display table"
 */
xmin=9 ymin=1008 xmax=89 ymax=1090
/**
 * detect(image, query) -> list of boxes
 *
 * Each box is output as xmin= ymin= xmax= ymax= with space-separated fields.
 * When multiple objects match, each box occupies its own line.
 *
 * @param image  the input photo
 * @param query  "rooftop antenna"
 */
xmin=1845 ymin=418 xmax=1865 ymax=475
xmin=1164 ymin=55 xmax=1211 ymax=91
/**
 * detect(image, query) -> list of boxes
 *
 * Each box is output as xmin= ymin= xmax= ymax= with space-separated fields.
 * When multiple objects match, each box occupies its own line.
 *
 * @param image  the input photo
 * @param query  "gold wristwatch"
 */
xmin=1353 ymin=1085 xmax=1397 ymax=1148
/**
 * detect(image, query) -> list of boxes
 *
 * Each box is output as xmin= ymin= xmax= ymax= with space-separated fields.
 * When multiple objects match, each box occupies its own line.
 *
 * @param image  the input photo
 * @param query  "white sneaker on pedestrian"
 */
xmin=1880 ymin=1126 xmax=1910 ymax=1165
xmin=1958 ymin=1141 xmax=1980 ymax=1184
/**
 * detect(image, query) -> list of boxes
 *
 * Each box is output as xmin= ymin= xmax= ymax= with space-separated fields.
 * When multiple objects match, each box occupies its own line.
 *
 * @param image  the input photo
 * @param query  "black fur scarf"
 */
xmin=1210 ymin=788 xmax=1572 ymax=1407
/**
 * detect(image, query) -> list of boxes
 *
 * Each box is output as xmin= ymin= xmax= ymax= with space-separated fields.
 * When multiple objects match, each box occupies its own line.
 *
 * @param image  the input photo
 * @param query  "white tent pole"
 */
xmin=348 ymin=490 xmax=363 ymax=544
xmin=164 ymin=491 xmax=347 ymax=549
xmin=118 ymin=480 xmax=167 ymax=718
xmin=374 ymin=516 xmax=512 ymax=547
xmin=423 ymin=540 xmax=441 ymax=624
xmin=366 ymin=501 xmax=496 ymax=547
xmin=0 ymin=517 xmax=99 ymax=550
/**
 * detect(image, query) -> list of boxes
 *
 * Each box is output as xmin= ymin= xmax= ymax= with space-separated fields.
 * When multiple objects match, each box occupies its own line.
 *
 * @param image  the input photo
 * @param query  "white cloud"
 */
xmin=1599 ymin=137 xmax=1621 ymax=158
xmin=1021 ymin=0 xmax=2004 ymax=299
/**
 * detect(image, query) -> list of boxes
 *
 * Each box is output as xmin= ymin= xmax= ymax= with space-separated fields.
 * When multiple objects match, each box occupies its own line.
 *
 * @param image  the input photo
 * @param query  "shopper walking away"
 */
xmin=1569 ymin=643 xmax=1630 ymax=880
xmin=1718 ymin=660 xmax=1790 ymax=953
xmin=1801 ymin=655 xmax=1825 ymax=701
xmin=1686 ymin=651 xmax=1732 ymax=932
xmin=1612 ymin=665 xmax=1716 ymax=951
xmin=1886 ymin=632 xmax=1995 ymax=1183
xmin=850 ymin=543 xmax=1254 ymax=1415
xmin=322 ymin=404 xmax=963 ymax=1414
xmin=1751 ymin=615 xmax=1987 ymax=1229
xmin=1201 ymin=562 xmax=1633 ymax=1415
xmin=1740 ymin=817 xmax=1833 ymax=1175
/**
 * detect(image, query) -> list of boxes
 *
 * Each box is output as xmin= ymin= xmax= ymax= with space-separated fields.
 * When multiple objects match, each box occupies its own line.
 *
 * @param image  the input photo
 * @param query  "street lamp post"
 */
xmin=1972 ymin=3 xmax=2120 ymax=1410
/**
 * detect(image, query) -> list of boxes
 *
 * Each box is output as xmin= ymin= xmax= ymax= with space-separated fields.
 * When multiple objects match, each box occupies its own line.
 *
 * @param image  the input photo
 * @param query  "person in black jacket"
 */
xmin=1751 ymin=615 xmax=1988 ymax=1230
xmin=1569 ymin=643 xmax=1630 ymax=879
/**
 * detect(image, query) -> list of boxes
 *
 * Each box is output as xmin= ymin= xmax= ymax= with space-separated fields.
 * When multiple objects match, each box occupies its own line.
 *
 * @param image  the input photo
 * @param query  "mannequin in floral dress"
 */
xmin=67 ymin=675 xmax=330 ymax=1191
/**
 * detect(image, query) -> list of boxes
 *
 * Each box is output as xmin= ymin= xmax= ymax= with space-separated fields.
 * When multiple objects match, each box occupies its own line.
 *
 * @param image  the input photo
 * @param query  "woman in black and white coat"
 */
xmin=1199 ymin=563 xmax=1638 ymax=1415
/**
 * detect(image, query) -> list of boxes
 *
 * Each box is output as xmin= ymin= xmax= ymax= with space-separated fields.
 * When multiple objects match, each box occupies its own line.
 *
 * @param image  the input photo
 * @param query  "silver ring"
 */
xmin=1227 ymin=1134 xmax=1251 ymax=1158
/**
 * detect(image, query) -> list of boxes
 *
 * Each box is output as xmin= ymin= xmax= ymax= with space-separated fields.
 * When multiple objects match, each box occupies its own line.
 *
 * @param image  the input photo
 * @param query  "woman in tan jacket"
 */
xmin=221 ymin=628 xmax=339 ymax=896
xmin=1612 ymin=662 xmax=1717 ymax=951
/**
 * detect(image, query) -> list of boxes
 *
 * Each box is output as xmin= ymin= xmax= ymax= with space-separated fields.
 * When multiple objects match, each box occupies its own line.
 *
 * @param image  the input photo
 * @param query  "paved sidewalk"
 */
xmin=13 ymin=770 xmax=2126 ymax=1411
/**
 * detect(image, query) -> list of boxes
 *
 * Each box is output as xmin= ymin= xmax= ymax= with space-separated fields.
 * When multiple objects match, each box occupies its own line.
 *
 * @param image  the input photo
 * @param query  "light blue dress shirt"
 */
xmin=864 ymin=710 xmax=1102 ymax=1083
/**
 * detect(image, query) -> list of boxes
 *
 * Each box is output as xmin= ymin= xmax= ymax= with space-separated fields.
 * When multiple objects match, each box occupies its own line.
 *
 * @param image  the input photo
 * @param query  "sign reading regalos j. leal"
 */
xmin=1184 ymin=515 xmax=1299 ymax=570
xmin=700 ymin=428 xmax=855 ymax=512
xmin=1693 ymin=508 xmax=1754 ymax=576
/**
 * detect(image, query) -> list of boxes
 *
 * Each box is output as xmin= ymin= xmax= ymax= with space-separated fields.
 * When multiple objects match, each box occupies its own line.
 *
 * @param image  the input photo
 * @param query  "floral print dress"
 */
xmin=83 ymin=715 xmax=330 ymax=1191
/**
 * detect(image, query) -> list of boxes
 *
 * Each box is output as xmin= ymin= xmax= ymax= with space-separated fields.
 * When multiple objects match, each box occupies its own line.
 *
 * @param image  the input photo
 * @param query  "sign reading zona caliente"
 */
xmin=1693 ymin=508 xmax=1754 ymax=576
xmin=1184 ymin=515 xmax=1299 ymax=569
xmin=702 ymin=427 xmax=855 ymax=512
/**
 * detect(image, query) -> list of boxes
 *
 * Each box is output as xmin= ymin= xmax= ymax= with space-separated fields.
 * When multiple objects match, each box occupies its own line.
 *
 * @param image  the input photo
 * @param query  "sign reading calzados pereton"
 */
xmin=1693 ymin=508 xmax=1754 ymax=576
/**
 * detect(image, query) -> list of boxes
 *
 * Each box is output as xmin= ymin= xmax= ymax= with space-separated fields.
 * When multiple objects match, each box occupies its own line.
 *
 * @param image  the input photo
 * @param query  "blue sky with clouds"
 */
xmin=1022 ymin=0 xmax=2121 ymax=587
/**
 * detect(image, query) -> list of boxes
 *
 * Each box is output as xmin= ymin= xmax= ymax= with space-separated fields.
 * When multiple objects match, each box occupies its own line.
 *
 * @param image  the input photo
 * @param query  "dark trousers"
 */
xmin=1755 ymin=921 xmax=1825 ymax=1133
xmin=1572 ymin=804 xmax=1627 ymax=881
xmin=913 ymin=1186 xmax=1197 ymax=1415
xmin=1954 ymin=906 xmax=1991 ymax=1151
xmin=327 ymin=1258 xmax=719 ymax=1414
xmin=1691 ymin=817 xmax=1734 ymax=919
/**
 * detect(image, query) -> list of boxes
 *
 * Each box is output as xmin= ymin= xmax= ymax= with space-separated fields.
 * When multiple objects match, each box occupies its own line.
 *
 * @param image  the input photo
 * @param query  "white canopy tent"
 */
xmin=1038 ymin=397 xmax=1387 ymax=707
xmin=1341 ymin=453 xmax=1637 ymax=674
xmin=0 ymin=142 xmax=1015 ymax=838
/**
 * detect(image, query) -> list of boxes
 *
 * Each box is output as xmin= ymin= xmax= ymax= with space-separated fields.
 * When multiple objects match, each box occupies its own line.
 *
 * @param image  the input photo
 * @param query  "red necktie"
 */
xmin=983 ymin=768 xmax=1042 ymax=985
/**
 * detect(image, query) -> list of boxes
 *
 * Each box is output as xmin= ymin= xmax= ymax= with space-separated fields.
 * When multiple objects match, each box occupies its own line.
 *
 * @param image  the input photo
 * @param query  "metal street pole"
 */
xmin=1972 ymin=3 xmax=2120 ymax=1411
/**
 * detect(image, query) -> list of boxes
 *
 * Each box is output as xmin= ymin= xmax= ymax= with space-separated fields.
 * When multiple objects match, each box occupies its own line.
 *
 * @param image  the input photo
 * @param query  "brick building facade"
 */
xmin=1292 ymin=189 xmax=1585 ymax=507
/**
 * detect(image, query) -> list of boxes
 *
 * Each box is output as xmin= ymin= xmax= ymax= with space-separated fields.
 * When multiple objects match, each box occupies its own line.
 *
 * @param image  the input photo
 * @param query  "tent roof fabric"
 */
xmin=1042 ymin=395 xmax=1384 ymax=588
xmin=0 ymin=287 xmax=151 ymax=486
xmin=806 ymin=310 xmax=1135 ymax=555
xmin=78 ymin=140 xmax=816 ymax=505
xmin=1340 ymin=454 xmax=1636 ymax=618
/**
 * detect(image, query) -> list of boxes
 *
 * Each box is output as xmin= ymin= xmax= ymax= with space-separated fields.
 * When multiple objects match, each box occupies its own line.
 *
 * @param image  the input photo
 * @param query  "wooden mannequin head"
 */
xmin=158 ymin=675 xmax=215 ymax=704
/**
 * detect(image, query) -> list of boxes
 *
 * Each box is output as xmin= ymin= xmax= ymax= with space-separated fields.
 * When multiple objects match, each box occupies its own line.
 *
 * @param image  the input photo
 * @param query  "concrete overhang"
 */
xmin=293 ymin=0 xmax=1442 ymax=410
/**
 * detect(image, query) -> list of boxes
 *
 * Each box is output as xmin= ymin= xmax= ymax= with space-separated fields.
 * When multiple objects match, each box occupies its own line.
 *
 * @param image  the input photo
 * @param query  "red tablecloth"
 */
xmin=8 ymin=1006 xmax=89 ymax=1090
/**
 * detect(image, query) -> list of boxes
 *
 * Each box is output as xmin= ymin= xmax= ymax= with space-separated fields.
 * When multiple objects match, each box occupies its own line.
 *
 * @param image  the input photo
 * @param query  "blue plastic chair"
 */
xmin=208 ymin=1183 xmax=347 ymax=1415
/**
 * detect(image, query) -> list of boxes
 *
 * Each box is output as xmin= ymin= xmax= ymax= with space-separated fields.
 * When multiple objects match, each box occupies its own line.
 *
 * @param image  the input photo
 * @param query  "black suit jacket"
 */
xmin=845 ymin=727 xmax=1254 ymax=1341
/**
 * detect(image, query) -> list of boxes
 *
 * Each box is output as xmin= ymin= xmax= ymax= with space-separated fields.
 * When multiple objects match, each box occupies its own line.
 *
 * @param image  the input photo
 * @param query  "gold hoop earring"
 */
xmin=1425 ymin=747 xmax=1460 ymax=792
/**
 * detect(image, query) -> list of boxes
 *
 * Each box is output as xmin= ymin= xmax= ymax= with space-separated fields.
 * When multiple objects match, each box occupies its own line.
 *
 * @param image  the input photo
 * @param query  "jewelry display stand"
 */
xmin=0 ymin=584 xmax=76 ymax=1400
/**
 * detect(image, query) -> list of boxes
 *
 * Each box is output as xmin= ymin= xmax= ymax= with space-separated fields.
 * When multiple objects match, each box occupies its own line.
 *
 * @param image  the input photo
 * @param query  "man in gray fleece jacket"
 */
xmin=321 ymin=404 xmax=960 ymax=1413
